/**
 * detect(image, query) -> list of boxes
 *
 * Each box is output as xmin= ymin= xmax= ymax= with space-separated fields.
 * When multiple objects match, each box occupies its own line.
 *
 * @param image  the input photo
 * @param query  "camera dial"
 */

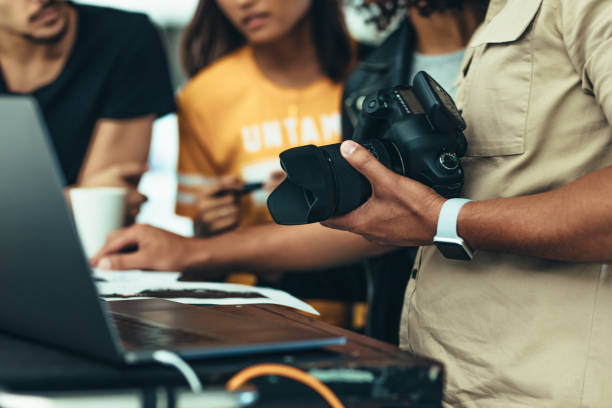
xmin=439 ymin=152 xmax=459 ymax=171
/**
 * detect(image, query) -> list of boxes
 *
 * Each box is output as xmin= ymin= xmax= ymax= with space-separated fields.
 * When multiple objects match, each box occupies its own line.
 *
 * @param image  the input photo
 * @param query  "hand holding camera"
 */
xmin=322 ymin=140 xmax=447 ymax=247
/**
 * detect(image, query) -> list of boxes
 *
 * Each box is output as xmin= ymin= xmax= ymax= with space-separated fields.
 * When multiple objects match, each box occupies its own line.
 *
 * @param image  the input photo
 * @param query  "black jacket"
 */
xmin=342 ymin=20 xmax=415 ymax=140
xmin=340 ymin=21 xmax=417 ymax=345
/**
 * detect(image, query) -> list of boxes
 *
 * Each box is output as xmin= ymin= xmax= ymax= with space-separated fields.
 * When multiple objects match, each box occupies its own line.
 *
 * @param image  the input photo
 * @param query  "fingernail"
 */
xmin=341 ymin=141 xmax=357 ymax=157
xmin=98 ymin=258 xmax=112 ymax=270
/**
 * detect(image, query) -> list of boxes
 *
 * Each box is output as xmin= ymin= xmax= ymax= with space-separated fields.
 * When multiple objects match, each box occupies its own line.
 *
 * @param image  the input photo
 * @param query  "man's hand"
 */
xmin=90 ymin=224 xmax=200 ymax=272
xmin=78 ymin=161 xmax=149 ymax=224
xmin=322 ymin=141 xmax=446 ymax=247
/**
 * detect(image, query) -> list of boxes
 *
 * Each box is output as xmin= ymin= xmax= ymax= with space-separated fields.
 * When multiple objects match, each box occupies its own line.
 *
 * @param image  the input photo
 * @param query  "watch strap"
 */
xmin=436 ymin=198 xmax=472 ymax=239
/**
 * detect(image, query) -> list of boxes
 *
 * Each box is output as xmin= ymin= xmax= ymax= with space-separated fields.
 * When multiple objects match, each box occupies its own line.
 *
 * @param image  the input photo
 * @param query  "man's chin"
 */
xmin=23 ymin=13 xmax=70 ymax=44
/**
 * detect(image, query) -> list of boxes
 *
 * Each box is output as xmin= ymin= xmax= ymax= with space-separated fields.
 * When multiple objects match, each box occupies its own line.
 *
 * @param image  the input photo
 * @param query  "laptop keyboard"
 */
xmin=112 ymin=314 xmax=215 ymax=349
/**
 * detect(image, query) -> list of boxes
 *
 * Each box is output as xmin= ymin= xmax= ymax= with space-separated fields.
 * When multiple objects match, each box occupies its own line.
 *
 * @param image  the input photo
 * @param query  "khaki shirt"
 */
xmin=400 ymin=0 xmax=612 ymax=406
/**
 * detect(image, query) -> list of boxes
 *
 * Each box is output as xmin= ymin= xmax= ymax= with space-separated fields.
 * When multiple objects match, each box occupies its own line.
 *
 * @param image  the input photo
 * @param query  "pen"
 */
xmin=240 ymin=182 xmax=264 ymax=194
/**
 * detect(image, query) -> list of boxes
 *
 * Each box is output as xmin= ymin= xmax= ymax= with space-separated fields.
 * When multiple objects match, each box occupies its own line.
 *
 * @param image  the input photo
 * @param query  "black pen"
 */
xmin=240 ymin=182 xmax=264 ymax=194
xmin=213 ymin=182 xmax=264 ymax=197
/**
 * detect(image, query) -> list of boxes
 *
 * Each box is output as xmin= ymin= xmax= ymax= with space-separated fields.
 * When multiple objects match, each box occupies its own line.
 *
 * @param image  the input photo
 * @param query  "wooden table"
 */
xmin=0 ymin=304 xmax=443 ymax=407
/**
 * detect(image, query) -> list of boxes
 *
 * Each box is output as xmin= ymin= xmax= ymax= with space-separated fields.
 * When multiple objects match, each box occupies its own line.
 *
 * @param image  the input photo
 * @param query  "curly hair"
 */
xmin=352 ymin=0 xmax=489 ymax=29
xmin=408 ymin=0 xmax=489 ymax=16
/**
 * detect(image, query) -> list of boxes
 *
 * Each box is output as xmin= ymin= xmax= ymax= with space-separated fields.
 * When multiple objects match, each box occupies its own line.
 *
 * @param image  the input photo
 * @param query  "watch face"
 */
xmin=434 ymin=241 xmax=473 ymax=261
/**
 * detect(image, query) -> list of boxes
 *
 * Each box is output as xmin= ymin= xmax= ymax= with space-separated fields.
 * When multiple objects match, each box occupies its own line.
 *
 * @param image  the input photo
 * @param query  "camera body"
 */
xmin=267 ymin=71 xmax=468 ymax=225
xmin=356 ymin=72 xmax=467 ymax=196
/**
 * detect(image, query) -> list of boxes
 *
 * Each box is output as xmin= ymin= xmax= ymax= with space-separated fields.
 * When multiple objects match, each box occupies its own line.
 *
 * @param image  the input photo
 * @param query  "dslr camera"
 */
xmin=267 ymin=71 xmax=468 ymax=225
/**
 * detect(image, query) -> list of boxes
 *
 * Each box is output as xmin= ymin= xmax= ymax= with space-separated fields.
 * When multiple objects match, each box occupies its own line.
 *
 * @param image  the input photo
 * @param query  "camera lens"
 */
xmin=267 ymin=140 xmax=405 ymax=225
xmin=361 ymin=139 xmax=405 ymax=177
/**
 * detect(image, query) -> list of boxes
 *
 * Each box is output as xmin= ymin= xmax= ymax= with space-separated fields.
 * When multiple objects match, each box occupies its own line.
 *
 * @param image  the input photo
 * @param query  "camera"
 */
xmin=267 ymin=71 xmax=468 ymax=225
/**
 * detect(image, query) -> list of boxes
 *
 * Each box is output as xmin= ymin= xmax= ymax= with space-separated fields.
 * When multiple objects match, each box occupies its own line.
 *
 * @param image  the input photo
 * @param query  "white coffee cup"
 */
xmin=69 ymin=187 xmax=127 ymax=259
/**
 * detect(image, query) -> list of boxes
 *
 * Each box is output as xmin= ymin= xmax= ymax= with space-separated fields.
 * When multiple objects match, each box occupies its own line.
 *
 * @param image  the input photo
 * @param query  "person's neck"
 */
xmin=0 ymin=7 xmax=76 ymax=65
xmin=251 ymin=16 xmax=323 ymax=89
xmin=410 ymin=5 xmax=481 ymax=55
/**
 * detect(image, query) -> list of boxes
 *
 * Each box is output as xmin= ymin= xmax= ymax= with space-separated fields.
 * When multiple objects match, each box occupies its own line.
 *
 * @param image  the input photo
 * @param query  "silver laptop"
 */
xmin=0 ymin=96 xmax=345 ymax=364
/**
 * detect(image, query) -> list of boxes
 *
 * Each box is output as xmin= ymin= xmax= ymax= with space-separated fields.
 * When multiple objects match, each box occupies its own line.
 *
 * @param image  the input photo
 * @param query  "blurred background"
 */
xmin=74 ymin=0 xmax=403 ymax=237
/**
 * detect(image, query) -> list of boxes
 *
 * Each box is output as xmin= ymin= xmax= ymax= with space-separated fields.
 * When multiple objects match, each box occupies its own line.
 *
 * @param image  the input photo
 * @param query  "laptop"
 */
xmin=0 ymin=96 xmax=345 ymax=364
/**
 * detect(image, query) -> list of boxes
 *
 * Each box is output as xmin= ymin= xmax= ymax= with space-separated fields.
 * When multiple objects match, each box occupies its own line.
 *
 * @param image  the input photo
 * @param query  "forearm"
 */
xmin=78 ymin=116 xmax=153 ymax=187
xmin=184 ymin=223 xmax=393 ymax=273
xmin=459 ymin=165 xmax=612 ymax=262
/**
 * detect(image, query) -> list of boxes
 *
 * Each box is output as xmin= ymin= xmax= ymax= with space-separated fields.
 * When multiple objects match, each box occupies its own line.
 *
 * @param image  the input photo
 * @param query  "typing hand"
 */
xmin=322 ymin=141 xmax=445 ymax=247
xmin=194 ymin=176 xmax=243 ymax=237
xmin=90 ymin=224 xmax=197 ymax=272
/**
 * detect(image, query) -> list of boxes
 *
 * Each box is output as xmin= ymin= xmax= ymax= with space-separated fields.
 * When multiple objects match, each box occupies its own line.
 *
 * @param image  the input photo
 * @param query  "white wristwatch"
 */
xmin=433 ymin=198 xmax=474 ymax=261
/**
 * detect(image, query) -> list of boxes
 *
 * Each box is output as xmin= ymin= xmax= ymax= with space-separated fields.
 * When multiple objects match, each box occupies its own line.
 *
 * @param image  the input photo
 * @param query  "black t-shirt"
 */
xmin=0 ymin=3 xmax=176 ymax=185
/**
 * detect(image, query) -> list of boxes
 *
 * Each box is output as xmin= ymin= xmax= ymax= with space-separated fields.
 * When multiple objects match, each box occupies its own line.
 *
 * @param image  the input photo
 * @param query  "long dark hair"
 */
xmin=181 ymin=0 xmax=353 ymax=82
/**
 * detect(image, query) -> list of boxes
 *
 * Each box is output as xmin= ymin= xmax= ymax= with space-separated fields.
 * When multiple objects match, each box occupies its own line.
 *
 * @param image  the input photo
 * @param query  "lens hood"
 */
xmin=267 ymin=145 xmax=336 ymax=225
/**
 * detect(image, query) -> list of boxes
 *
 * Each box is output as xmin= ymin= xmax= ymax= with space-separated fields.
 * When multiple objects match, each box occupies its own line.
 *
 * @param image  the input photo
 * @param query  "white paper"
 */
xmin=93 ymin=269 xmax=319 ymax=315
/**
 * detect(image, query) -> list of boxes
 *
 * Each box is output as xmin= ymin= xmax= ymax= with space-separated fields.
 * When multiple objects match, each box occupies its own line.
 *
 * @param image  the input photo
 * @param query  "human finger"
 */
xmin=207 ymin=215 xmax=241 ymax=233
xmin=217 ymin=175 xmax=243 ymax=191
xmin=126 ymin=191 xmax=147 ymax=218
xmin=90 ymin=226 xmax=142 ymax=265
xmin=196 ymin=193 xmax=237 ymax=213
xmin=340 ymin=141 xmax=397 ymax=189
xmin=199 ymin=206 xmax=239 ymax=224
xmin=96 ymin=252 xmax=148 ymax=271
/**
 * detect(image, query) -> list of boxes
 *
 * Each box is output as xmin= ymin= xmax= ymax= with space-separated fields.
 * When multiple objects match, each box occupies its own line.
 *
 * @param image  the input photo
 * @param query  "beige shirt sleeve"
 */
xmin=562 ymin=0 xmax=612 ymax=124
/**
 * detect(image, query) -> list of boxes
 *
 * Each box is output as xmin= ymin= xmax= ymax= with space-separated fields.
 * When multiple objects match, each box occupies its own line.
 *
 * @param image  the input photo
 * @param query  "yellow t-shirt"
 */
xmin=175 ymin=46 xmax=344 ymax=226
